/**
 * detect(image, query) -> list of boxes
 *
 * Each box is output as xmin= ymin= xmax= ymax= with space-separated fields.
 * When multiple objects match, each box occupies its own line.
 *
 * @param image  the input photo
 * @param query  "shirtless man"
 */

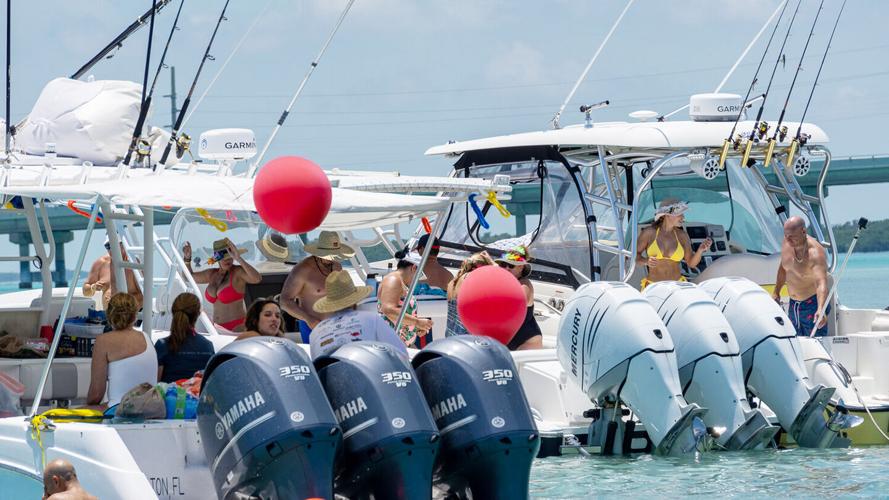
xmin=42 ymin=459 xmax=97 ymax=500
xmin=83 ymin=238 xmax=143 ymax=311
xmin=773 ymin=216 xmax=830 ymax=337
xmin=416 ymin=234 xmax=454 ymax=290
xmin=280 ymin=231 xmax=354 ymax=335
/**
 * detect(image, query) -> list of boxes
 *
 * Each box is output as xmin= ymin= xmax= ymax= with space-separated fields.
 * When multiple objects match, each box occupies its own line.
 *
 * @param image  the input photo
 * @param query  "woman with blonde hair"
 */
xmin=495 ymin=245 xmax=543 ymax=351
xmin=87 ymin=293 xmax=157 ymax=407
xmin=154 ymin=293 xmax=215 ymax=383
xmin=635 ymin=199 xmax=712 ymax=290
xmin=445 ymin=251 xmax=495 ymax=337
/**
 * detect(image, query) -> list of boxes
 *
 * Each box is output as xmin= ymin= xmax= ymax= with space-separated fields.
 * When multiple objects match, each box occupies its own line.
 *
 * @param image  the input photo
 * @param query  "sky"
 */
xmin=1 ymin=0 xmax=888 ymax=277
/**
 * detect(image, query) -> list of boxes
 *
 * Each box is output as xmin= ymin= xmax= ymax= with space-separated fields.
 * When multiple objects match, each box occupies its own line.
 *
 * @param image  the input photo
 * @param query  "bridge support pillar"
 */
xmin=9 ymin=230 xmax=76 ymax=289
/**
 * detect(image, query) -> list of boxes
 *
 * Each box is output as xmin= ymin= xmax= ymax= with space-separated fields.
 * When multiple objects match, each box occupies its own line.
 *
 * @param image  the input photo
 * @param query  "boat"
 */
xmin=423 ymin=92 xmax=889 ymax=451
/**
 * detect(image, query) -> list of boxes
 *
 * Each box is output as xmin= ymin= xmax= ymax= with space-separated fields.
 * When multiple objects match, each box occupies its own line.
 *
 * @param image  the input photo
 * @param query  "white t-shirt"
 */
xmin=310 ymin=309 xmax=409 ymax=360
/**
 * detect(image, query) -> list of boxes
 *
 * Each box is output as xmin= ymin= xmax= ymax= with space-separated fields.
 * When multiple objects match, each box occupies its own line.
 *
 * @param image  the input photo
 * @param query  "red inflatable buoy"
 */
xmin=253 ymin=156 xmax=332 ymax=234
xmin=457 ymin=265 xmax=526 ymax=345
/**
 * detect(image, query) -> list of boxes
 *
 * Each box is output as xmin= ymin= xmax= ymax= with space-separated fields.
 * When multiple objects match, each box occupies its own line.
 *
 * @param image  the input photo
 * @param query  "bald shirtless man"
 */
xmin=773 ymin=216 xmax=830 ymax=337
xmin=280 ymin=232 xmax=354 ymax=339
xmin=43 ymin=459 xmax=97 ymax=500
xmin=83 ymin=239 xmax=143 ymax=311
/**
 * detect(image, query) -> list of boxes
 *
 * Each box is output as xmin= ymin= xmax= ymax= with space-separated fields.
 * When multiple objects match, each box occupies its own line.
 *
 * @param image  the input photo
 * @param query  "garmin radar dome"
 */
xmin=198 ymin=128 xmax=257 ymax=161
xmin=197 ymin=337 xmax=340 ymax=499
xmin=688 ymin=93 xmax=743 ymax=122
xmin=253 ymin=156 xmax=333 ymax=234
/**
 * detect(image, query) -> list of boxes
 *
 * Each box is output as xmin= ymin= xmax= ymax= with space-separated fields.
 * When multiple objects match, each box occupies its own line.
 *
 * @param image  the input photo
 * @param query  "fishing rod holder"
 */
xmin=580 ymin=100 xmax=610 ymax=128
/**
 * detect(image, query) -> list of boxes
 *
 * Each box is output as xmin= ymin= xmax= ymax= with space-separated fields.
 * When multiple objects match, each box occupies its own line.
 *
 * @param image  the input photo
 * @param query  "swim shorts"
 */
xmin=788 ymin=294 xmax=830 ymax=337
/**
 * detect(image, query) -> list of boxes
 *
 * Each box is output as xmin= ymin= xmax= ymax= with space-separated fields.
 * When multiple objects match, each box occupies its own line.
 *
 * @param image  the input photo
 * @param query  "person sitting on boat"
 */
xmin=773 ymin=216 xmax=830 ymax=337
xmin=446 ymin=251 xmax=494 ymax=337
xmin=235 ymin=298 xmax=285 ymax=341
xmin=311 ymin=270 xmax=408 ymax=360
xmin=378 ymin=250 xmax=434 ymax=348
xmin=182 ymin=238 xmax=261 ymax=332
xmin=635 ymin=199 xmax=712 ymax=290
xmin=42 ymin=459 xmax=97 ymax=500
xmin=415 ymin=233 xmax=454 ymax=291
xmin=86 ymin=293 xmax=157 ymax=408
xmin=280 ymin=231 xmax=353 ymax=343
xmin=495 ymin=245 xmax=543 ymax=350
xmin=154 ymin=293 xmax=214 ymax=383
xmin=83 ymin=236 xmax=143 ymax=312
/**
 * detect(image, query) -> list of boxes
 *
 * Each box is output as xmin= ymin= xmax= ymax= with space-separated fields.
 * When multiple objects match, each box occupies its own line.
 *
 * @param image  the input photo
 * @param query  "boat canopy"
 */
xmin=425 ymin=120 xmax=829 ymax=156
xmin=0 ymin=176 xmax=453 ymax=231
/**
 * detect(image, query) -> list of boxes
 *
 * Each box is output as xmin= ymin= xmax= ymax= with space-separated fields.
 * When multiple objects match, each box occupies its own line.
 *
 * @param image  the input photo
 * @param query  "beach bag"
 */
xmin=115 ymin=383 xmax=166 ymax=419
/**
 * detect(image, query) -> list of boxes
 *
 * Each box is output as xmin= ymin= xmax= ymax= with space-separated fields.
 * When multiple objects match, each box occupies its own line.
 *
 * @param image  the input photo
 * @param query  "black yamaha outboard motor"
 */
xmin=413 ymin=336 xmax=540 ymax=500
xmin=197 ymin=338 xmax=340 ymax=499
xmin=315 ymin=341 xmax=440 ymax=500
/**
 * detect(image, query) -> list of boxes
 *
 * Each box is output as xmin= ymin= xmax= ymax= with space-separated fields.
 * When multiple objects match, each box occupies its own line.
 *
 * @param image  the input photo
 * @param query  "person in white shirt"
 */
xmin=310 ymin=270 xmax=409 ymax=360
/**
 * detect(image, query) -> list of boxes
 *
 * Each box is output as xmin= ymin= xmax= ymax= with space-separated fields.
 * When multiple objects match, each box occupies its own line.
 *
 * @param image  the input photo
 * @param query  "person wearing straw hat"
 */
xmin=280 ymin=231 xmax=355 ymax=340
xmin=83 ymin=234 xmax=143 ymax=312
xmin=182 ymin=237 xmax=262 ymax=332
xmin=635 ymin=198 xmax=712 ymax=290
xmin=309 ymin=270 xmax=408 ymax=360
xmin=495 ymin=245 xmax=543 ymax=351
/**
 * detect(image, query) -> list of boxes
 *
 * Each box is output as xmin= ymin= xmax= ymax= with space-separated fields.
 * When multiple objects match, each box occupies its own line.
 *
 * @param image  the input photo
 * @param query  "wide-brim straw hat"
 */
xmin=255 ymin=231 xmax=290 ymax=262
xmin=313 ymin=270 xmax=372 ymax=314
xmin=304 ymin=231 xmax=355 ymax=259
xmin=212 ymin=238 xmax=248 ymax=256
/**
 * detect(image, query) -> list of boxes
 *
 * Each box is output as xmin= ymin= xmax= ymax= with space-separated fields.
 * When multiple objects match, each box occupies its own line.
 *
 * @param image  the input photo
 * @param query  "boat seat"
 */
xmin=0 ymin=357 xmax=92 ymax=407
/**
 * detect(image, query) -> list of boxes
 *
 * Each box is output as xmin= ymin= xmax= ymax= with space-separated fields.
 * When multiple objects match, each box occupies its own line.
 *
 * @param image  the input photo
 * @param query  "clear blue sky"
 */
xmin=1 ymin=0 xmax=887 ymax=277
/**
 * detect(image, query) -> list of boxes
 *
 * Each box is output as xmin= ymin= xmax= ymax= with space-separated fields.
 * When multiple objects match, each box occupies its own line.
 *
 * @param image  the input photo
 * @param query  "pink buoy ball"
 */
xmin=253 ymin=156 xmax=332 ymax=234
xmin=457 ymin=265 xmax=527 ymax=345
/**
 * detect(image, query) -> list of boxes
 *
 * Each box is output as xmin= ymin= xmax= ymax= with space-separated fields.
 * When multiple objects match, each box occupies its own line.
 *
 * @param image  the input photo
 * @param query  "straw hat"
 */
xmin=654 ymin=199 xmax=689 ymax=221
xmin=313 ymin=271 xmax=372 ymax=314
xmin=255 ymin=231 xmax=290 ymax=262
xmin=304 ymin=231 xmax=355 ymax=259
xmin=212 ymin=238 xmax=247 ymax=261
xmin=494 ymin=244 xmax=532 ymax=278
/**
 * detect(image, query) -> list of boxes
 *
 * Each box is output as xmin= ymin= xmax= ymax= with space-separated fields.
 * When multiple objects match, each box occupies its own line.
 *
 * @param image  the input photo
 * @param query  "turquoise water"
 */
xmin=530 ymin=447 xmax=889 ymax=498
xmin=0 ymin=467 xmax=43 ymax=499
xmin=835 ymin=251 xmax=889 ymax=309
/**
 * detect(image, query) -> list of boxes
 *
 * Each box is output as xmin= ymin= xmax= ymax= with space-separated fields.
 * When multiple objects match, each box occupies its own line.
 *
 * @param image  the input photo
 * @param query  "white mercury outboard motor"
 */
xmin=643 ymin=281 xmax=779 ymax=450
xmin=700 ymin=277 xmax=857 ymax=448
xmin=557 ymin=282 xmax=708 ymax=456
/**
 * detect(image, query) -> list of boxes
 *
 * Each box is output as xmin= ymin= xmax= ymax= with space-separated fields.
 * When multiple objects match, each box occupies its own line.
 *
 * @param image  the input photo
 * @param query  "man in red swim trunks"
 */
xmin=773 ymin=216 xmax=830 ymax=337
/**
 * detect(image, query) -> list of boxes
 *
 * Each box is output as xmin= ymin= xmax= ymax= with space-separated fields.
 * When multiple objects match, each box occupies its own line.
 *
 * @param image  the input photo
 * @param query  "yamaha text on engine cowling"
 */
xmin=413 ymin=336 xmax=540 ymax=500
xmin=557 ymin=282 xmax=710 ymax=456
xmin=197 ymin=337 xmax=340 ymax=499
xmin=315 ymin=341 xmax=439 ymax=500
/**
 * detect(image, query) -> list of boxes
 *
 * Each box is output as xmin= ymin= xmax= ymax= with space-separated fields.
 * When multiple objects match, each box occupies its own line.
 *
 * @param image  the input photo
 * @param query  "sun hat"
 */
xmin=255 ymin=231 xmax=290 ymax=262
xmin=654 ymin=199 xmax=689 ymax=221
xmin=303 ymin=231 xmax=355 ymax=259
xmin=313 ymin=270 xmax=373 ymax=314
xmin=212 ymin=238 xmax=247 ymax=261
xmin=494 ymin=245 xmax=532 ymax=278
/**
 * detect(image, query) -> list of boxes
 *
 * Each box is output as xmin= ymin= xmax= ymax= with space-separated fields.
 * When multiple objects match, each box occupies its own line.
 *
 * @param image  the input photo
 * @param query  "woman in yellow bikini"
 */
xmin=636 ymin=199 xmax=712 ymax=289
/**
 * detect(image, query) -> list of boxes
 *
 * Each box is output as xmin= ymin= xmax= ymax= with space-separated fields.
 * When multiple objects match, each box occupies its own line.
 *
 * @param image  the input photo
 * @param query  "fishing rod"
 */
xmin=739 ymin=0 xmax=803 ymax=169
xmin=717 ymin=0 xmax=790 ymax=170
xmin=249 ymin=0 xmax=357 ymax=175
xmin=549 ymin=0 xmax=635 ymax=130
xmin=157 ymin=0 xmax=231 ymax=170
xmin=785 ymin=0 xmax=847 ymax=170
xmin=4 ymin=0 xmax=10 ymax=157
xmin=763 ymin=0 xmax=825 ymax=168
xmin=123 ymin=0 xmax=186 ymax=166
xmin=70 ymin=0 xmax=172 ymax=80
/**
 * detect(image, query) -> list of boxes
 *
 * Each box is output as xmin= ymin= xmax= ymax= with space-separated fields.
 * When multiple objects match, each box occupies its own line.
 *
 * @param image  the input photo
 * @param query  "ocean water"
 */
xmin=835 ymin=251 xmax=889 ymax=310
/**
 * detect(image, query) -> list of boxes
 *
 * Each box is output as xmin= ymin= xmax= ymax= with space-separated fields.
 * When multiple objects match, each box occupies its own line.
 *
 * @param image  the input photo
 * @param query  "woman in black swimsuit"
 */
xmin=495 ymin=245 xmax=543 ymax=351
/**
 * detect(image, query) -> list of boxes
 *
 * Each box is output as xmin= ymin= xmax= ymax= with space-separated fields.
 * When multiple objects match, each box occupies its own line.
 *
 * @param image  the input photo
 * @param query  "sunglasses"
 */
xmin=212 ymin=249 xmax=229 ymax=261
xmin=498 ymin=261 xmax=516 ymax=269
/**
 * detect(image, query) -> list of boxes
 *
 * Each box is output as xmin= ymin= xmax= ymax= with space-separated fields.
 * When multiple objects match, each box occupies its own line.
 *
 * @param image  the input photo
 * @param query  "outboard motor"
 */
xmin=197 ymin=338 xmax=340 ymax=499
xmin=700 ymin=277 xmax=858 ymax=448
xmin=643 ymin=281 xmax=779 ymax=450
xmin=556 ymin=282 xmax=708 ymax=456
xmin=314 ymin=341 xmax=439 ymax=499
xmin=412 ymin=336 xmax=540 ymax=500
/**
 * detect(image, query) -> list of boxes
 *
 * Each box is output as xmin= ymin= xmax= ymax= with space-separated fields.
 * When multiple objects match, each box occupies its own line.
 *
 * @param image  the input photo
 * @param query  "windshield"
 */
xmin=643 ymin=166 xmax=783 ymax=254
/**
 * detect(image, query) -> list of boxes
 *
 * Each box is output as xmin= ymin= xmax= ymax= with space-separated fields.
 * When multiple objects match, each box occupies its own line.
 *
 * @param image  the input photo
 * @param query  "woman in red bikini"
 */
xmin=182 ymin=238 xmax=262 ymax=332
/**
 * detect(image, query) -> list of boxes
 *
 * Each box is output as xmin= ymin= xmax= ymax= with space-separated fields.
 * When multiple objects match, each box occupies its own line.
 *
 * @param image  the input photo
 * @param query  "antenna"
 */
xmin=550 ymin=0 xmax=634 ymax=130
